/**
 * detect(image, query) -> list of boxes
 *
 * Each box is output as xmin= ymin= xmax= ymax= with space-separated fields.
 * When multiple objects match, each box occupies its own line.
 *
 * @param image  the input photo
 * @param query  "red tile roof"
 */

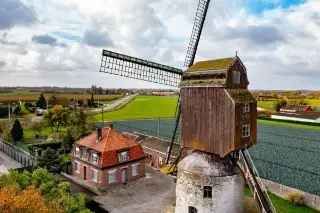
xmin=76 ymin=127 xmax=145 ymax=168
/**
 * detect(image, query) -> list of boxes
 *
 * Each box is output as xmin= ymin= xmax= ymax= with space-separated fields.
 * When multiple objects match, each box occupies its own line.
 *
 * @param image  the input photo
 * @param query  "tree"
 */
xmin=48 ymin=95 xmax=58 ymax=106
xmin=87 ymin=93 xmax=95 ymax=107
xmin=10 ymin=119 xmax=23 ymax=142
xmin=45 ymin=105 xmax=69 ymax=133
xmin=36 ymin=93 xmax=47 ymax=109
xmin=37 ymin=148 xmax=60 ymax=171
xmin=274 ymin=99 xmax=287 ymax=112
xmin=30 ymin=121 xmax=44 ymax=138
xmin=0 ymin=185 xmax=64 ymax=213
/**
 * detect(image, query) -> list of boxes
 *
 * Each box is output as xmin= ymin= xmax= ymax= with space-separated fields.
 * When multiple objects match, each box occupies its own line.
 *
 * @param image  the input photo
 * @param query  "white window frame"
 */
xmin=74 ymin=161 xmax=80 ymax=173
xmin=243 ymin=103 xmax=250 ymax=113
xmin=118 ymin=151 xmax=129 ymax=163
xmin=75 ymin=147 xmax=80 ymax=157
xmin=92 ymin=153 xmax=99 ymax=165
xmin=242 ymin=124 xmax=250 ymax=138
xmin=132 ymin=163 xmax=140 ymax=177
xmin=108 ymin=169 xmax=117 ymax=184
xmin=91 ymin=168 xmax=98 ymax=182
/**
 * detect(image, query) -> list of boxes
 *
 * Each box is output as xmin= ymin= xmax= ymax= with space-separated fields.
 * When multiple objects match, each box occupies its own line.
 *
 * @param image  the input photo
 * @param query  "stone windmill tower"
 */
xmin=98 ymin=0 xmax=276 ymax=212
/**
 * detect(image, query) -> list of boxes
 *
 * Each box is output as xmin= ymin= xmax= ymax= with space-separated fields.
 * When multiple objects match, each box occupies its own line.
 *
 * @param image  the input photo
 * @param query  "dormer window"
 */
xmin=243 ymin=103 xmax=250 ymax=113
xmin=118 ymin=151 xmax=129 ymax=163
xmin=232 ymin=70 xmax=240 ymax=84
xmin=92 ymin=153 xmax=99 ymax=165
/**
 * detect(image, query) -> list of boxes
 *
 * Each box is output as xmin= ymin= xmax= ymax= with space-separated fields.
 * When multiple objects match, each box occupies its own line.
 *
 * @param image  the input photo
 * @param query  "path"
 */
xmin=88 ymin=94 xmax=138 ymax=114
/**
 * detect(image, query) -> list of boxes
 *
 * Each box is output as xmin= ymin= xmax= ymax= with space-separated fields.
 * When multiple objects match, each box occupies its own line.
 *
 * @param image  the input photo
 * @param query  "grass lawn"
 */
xmin=23 ymin=127 xmax=55 ymax=142
xmin=257 ymin=100 xmax=277 ymax=111
xmin=244 ymin=188 xmax=319 ymax=213
xmin=92 ymin=95 xmax=178 ymax=121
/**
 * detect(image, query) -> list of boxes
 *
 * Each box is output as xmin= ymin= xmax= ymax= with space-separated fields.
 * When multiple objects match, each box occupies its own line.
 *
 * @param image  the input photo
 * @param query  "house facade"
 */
xmin=71 ymin=127 xmax=145 ymax=189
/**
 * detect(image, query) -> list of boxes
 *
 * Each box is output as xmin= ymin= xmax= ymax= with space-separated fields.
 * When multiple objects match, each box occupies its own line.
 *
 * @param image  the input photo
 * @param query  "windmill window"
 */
xmin=242 ymin=124 xmax=250 ymax=137
xmin=203 ymin=186 xmax=212 ymax=198
xmin=244 ymin=103 xmax=250 ymax=113
xmin=232 ymin=70 xmax=241 ymax=84
xmin=188 ymin=206 xmax=197 ymax=213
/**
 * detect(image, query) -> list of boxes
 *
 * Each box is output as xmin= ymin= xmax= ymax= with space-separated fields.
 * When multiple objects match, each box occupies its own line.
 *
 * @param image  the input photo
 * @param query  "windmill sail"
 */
xmin=99 ymin=50 xmax=183 ymax=87
xmin=184 ymin=0 xmax=211 ymax=67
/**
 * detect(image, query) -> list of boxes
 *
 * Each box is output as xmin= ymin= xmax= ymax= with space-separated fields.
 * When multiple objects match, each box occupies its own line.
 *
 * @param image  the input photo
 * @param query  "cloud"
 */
xmin=0 ymin=0 xmax=320 ymax=90
xmin=83 ymin=29 xmax=113 ymax=47
xmin=0 ymin=61 xmax=6 ymax=68
xmin=223 ymin=25 xmax=285 ymax=45
xmin=32 ymin=34 xmax=66 ymax=47
xmin=0 ymin=0 xmax=36 ymax=29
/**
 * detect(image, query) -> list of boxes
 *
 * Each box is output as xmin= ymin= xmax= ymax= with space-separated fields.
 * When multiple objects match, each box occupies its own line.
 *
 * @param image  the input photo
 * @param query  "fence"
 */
xmin=0 ymin=140 xmax=36 ymax=167
xmin=113 ymin=118 xmax=320 ymax=196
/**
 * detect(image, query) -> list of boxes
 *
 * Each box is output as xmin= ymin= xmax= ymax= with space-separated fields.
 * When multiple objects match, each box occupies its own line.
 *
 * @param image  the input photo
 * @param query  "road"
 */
xmin=88 ymin=94 xmax=137 ymax=113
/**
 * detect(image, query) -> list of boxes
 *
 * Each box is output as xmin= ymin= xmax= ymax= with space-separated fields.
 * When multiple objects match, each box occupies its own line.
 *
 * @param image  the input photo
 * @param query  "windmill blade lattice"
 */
xmin=100 ymin=50 xmax=183 ymax=87
xmin=184 ymin=0 xmax=211 ymax=67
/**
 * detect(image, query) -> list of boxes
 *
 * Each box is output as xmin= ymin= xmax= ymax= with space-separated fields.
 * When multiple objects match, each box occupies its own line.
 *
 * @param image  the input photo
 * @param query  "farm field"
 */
xmin=92 ymin=95 xmax=178 ymax=121
xmin=0 ymin=92 xmax=122 ymax=103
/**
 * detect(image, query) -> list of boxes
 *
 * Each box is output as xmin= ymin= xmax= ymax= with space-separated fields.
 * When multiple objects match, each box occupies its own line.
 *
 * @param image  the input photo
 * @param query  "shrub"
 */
xmin=287 ymin=192 xmax=304 ymax=206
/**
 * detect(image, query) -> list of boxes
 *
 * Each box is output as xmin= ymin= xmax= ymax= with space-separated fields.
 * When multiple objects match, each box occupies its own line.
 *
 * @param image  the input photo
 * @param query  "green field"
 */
xmin=257 ymin=100 xmax=277 ymax=111
xmin=92 ymin=95 xmax=178 ymax=121
xmin=244 ymin=188 xmax=319 ymax=213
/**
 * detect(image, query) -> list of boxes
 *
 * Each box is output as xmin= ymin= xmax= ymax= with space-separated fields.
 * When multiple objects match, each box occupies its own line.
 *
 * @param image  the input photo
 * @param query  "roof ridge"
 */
xmin=102 ymin=127 xmax=112 ymax=151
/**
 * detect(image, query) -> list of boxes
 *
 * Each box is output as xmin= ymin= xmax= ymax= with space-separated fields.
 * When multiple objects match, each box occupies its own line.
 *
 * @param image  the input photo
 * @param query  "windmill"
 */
xmin=99 ymin=0 xmax=276 ymax=212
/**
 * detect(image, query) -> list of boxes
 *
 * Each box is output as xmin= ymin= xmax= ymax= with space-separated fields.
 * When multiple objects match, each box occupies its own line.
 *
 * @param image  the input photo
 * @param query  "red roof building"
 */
xmin=71 ymin=127 xmax=145 ymax=189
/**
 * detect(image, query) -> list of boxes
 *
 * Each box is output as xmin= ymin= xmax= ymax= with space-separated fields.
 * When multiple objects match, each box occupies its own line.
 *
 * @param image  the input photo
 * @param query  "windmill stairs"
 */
xmin=238 ymin=149 xmax=277 ymax=213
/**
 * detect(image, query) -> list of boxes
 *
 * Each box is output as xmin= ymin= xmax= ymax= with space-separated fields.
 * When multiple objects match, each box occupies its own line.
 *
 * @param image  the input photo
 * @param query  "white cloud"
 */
xmin=0 ymin=0 xmax=319 ymax=89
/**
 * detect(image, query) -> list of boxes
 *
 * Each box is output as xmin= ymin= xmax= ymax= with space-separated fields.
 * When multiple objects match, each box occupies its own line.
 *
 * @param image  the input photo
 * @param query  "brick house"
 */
xmin=71 ymin=127 xmax=145 ymax=189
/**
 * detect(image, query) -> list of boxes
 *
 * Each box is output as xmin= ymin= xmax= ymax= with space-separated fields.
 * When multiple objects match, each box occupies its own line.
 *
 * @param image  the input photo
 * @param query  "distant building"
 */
xmin=71 ymin=127 xmax=145 ymax=189
xmin=280 ymin=105 xmax=312 ymax=113
xmin=272 ymin=112 xmax=320 ymax=123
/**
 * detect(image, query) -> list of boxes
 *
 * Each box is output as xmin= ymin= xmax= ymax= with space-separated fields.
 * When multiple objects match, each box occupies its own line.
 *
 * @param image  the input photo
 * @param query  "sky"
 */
xmin=0 ymin=0 xmax=319 ymax=90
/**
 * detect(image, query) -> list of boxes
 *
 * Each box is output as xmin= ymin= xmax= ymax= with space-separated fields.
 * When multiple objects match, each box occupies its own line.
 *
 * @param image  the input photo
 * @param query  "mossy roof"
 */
xmin=180 ymin=79 xmax=226 ymax=87
xmin=226 ymin=89 xmax=256 ymax=103
xmin=188 ymin=57 xmax=235 ymax=72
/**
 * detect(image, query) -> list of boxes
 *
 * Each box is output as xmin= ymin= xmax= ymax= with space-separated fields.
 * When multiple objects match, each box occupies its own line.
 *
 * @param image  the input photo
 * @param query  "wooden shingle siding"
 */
xmin=181 ymin=87 xmax=235 ymax=157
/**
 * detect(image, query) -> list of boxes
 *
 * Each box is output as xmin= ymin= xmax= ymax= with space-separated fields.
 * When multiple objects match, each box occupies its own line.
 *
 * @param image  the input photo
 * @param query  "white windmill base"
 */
xmin=175 ymin=151 xmax=244 ymax=213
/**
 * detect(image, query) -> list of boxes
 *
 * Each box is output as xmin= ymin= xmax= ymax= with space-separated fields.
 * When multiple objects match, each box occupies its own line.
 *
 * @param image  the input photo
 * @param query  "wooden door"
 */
xmin=83 ymin=166 xmax=87 ymax=180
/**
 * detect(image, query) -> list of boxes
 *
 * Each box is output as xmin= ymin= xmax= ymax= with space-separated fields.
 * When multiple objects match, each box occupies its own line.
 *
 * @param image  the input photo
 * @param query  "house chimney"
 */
xmin=96 ymin=126 xmax=103 ymax=142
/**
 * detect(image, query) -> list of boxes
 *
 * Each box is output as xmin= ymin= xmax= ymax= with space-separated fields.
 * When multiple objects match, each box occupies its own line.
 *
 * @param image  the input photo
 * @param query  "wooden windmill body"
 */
xmin=180 ymin=57 xmax=257 ymax=157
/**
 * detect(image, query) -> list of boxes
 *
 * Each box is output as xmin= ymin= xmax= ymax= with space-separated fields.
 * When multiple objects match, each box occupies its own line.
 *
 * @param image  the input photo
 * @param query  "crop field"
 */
xmin=113 ymin=118 xmax=320 ymax=196
xmin=0 ymin=92 xmax=122 ymax=104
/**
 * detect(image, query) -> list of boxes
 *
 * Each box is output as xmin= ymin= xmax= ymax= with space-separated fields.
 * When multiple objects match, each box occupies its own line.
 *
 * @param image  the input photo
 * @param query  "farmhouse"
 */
xmin=71 ymin=127 xmax=145 ymax=189
xmin=280 ymin=105 xmax=312 ymax=113
xmin=272 ymin=111 xmax=320 ymax=123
